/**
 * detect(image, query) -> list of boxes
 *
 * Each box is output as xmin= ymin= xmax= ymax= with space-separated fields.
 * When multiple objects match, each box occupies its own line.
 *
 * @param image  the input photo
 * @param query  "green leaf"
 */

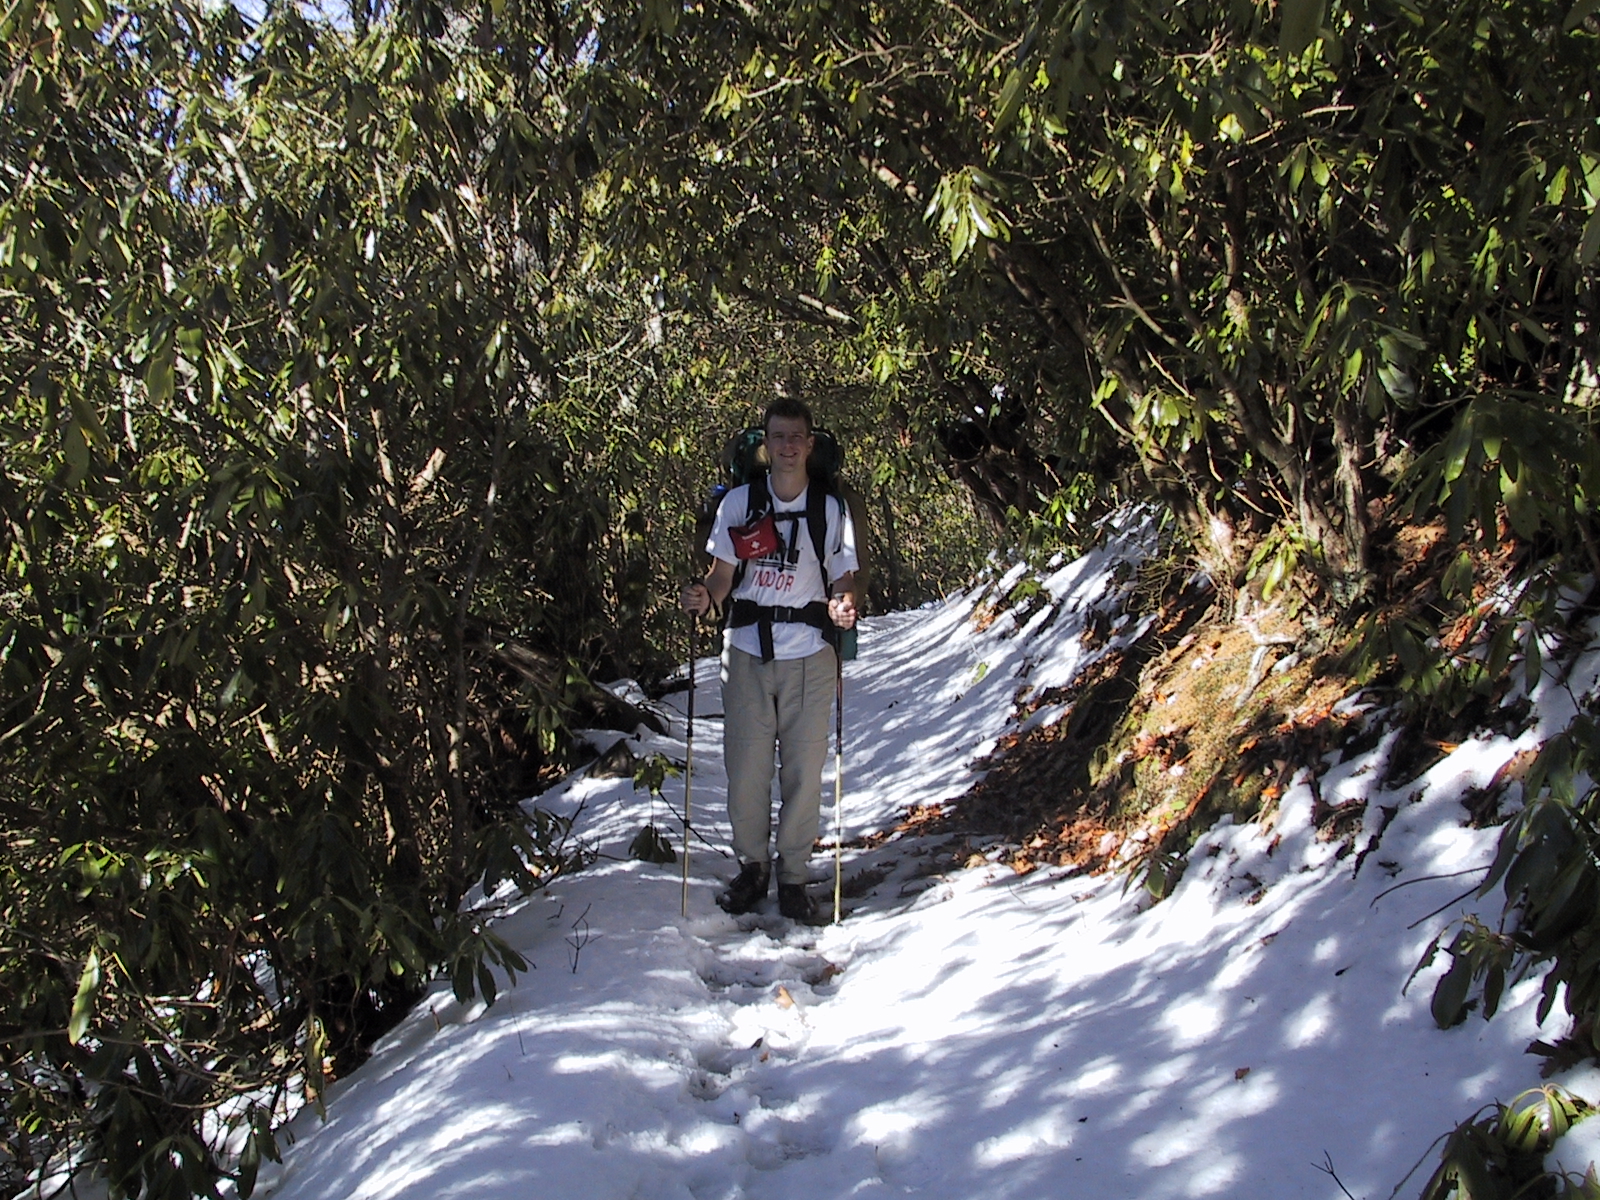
xmin=1441 ymin=551 xmax=1474 ymax=599
xmin=237 ymin=1125 xmax=261 ymax=1198
xmin=1501 ymin=467 xmax=1542 ymax=541
xmin=1540 ymin=967 xmax=1563 ymax=1024
xmin=1501 ymin=1098 xmax=1544 ymax=1151
xmin=304 ymin=1017 xmax=328 ymax=1118
xmin=628 ymin=824 xmax=678 ymax=864
xmin=1376 ymin=360 xmax=1415 ymax=401
xmin=993 ymin=69 xmax=1026 ymax=135
xmin=1580 ymin=206 xmax=1600 ymax=268
xmin=1431 ymin=951 xmax=1473 ymax=1028
xmin=1550 ymin=1089 xmax=1577 ymax=1140
xmin=1440 ymin=421 xmax=1473 ymax=485
xmin=145 ymin=344 xmax=175 ymax=406
xmin=452 ymin=955 xmax=474 ymax=1004
xmin=1478 ymin=810 xmax=1528 ymax=897
xmin=1455 ymin=1134 xmax=1499 ymax=1200
xmin=1286 ymin=144 xmax=1308 ymax=194
xmin=1484 ymin=622 xmax=1517 ymax=679
xmin=62 ymin=419 xmax=90 ymax=488
xmin=1393 ymin=623 xmax=1425 ymax=679
xmin=1532 ymin=855 xmax=1590 ymax=941
xmin=67 ymin=948 xmax=101 ymax=1044
xmin=1565 ymin=0 xmax=1600 ymax=32
xmin=495 ymin=940 xmax=529 ymax=976
xmin=1406 ymin=933 xmax=1441 ymax=994
xmin=1514 ymin=313 xmax=1552 ymax=345
xmin=69 ymin=392 xmax=110 ymax=450
xmin=1482 ymin=964 xmax=1505 ymax=1019
xmin=1260 ymin=543 xmax=1293 ymax=600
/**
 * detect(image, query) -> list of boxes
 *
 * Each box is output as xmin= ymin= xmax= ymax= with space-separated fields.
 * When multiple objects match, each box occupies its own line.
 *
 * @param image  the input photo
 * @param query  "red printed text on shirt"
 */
xmin=749 ymin=568 xmax=795 ymax=591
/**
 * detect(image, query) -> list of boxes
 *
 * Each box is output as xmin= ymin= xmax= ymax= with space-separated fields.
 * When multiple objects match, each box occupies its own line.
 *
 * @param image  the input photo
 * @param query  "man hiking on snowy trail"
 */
xmin=680 ymin=397 xmax=859 ymax=923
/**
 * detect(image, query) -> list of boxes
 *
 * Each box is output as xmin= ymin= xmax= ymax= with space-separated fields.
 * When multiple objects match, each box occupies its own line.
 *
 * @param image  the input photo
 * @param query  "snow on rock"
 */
xmin=255 ymin=519 xmax=1599 ymax=1200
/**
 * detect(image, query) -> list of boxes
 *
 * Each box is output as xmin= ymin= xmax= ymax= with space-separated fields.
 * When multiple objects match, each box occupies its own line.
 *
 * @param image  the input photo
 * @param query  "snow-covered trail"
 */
xmin=256 ymin=518 xmax=1588 ymax=1200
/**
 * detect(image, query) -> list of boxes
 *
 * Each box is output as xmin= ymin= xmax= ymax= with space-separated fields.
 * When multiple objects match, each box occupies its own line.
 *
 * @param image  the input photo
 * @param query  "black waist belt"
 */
xmin=728 ymin=599 xmax=830 ymax=662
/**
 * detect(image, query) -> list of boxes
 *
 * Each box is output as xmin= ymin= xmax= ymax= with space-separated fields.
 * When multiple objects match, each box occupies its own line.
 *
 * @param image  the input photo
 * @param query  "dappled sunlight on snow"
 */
xmin=1456 ymin=1065 xmax=1506 ymax=1103
xmin=1127 ymin=1067 xmax=1280 ymax=1167
xmin=353 ymin=1109 xmax=531 ymax=1199
xmin=971 ymin=1107 xmax=1080 ymax=1166
xmin=847 ymin=1095 xmax=948 ymax=1156
xmin=974 ymin=1062 xmax=1038 ymax=1110
xmin=256 ymin=514 xmax=1584 ymax=1200
xmin=1156 ymin=997 xmax=1228 ymax=1048
xmin=1046 ymin=1055 xmax=1124 ymax=1099
xmin=523 ymin=1121 xmax=588 ymax=1147
xmin=1280 ymin=993 xmax=1335 ymax=1049
xmin=1208 ymin=948 xmax=1264 ymax=992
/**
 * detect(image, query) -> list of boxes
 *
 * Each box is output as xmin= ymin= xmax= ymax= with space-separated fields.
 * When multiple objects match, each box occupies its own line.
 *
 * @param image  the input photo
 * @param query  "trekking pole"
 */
xmin=681 ymin=614 xmax=696 ymax=918
xmin=833 ymin=653 xmax=845 ymax=925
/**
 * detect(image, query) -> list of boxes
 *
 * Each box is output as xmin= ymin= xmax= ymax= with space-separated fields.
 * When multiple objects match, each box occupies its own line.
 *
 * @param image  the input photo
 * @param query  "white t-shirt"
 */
xmin=707 ymin=481 xmax=859 ymax=660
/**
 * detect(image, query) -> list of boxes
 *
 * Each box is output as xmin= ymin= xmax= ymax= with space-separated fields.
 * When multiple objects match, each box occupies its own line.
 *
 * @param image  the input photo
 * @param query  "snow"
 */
xmin=252 ymin=514 xmax=1600 ymax=1200
xmin=1548 ymin=1096 xmax=1600 ymax=1181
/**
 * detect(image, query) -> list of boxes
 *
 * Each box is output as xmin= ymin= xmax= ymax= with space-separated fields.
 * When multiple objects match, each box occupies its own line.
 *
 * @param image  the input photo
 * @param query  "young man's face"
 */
xmin=765 ymin=415 xmax=814 ymax=476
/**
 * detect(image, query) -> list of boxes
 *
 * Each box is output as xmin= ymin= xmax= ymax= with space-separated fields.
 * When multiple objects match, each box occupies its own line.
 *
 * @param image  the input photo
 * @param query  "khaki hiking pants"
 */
xmin=721 ymin=644 xmax=836 ymax=884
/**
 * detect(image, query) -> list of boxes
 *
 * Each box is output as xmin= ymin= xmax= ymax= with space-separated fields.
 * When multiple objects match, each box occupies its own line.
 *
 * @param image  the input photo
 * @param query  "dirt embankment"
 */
xmin=890 ymin=520 xmax=1539 ymax=896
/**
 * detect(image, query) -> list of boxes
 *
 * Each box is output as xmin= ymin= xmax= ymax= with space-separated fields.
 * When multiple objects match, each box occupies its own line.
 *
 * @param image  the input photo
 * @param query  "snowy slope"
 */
xmin=253 ymin=513 xmax=1596 ymax=1200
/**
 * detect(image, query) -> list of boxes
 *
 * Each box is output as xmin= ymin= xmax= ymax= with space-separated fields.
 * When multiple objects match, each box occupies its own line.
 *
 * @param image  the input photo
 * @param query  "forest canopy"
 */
xmin=1 ymin=0 xmax=1597 ymax=1195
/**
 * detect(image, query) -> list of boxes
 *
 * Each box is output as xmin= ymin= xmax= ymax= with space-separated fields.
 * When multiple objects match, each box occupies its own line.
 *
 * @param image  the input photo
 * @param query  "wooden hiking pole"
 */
xmin=833 ymin=654 xmax=845 ymax=925
xmin=681 ymin=616 xmax=696 ymax=918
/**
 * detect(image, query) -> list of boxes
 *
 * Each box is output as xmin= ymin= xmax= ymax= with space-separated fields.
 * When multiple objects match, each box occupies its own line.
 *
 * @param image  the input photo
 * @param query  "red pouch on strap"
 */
xmin=729 ymin=511 xmax=780 ymax=560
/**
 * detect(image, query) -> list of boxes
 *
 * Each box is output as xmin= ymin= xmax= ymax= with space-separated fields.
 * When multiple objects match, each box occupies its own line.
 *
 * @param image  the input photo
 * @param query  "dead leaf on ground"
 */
xmin=1490 ymin=748 xmax=1540 ymax=791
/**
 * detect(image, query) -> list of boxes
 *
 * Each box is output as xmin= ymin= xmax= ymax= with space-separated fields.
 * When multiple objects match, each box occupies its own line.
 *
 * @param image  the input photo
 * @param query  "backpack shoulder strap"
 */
xmin=805 ymin=483 xmax=834 ymax=599
xmin=730 ymin=477 xmax=771 ymax=593
xmin=746 ymin=475 xmax=771 ymax=522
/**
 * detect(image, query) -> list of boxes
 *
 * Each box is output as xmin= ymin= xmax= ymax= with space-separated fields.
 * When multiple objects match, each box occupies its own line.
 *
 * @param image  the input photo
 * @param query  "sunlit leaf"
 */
xmin=67 ymin=949 xmax=100 ymax=1045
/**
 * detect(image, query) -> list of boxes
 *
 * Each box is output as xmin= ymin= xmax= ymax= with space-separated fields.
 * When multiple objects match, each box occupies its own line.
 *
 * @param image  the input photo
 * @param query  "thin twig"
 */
xmin=1401 ymin=883 xmax=1489 ymax=931
xmin=1370 ymin=867 xmax=1487 ymax=907
xmin=654 ymin=798 xmax=735 ymax=857
xmin=1312 ymin=1150 xmax=1360 ymax=1200
xmin=565 ymin=904 xmax=593 ymax=974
